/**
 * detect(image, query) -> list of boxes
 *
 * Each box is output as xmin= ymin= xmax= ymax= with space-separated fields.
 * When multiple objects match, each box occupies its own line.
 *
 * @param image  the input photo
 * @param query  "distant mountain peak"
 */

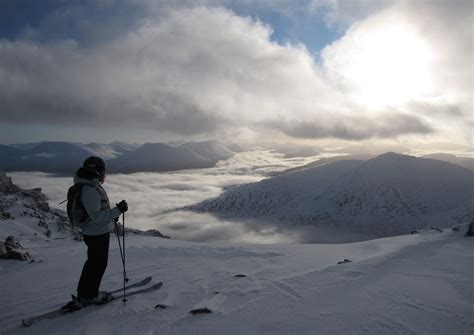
xmin=373 ymin=151 xmax=412 ymax=160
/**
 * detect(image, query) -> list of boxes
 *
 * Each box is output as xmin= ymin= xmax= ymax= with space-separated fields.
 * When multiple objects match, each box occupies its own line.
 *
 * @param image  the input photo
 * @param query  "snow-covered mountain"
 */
xmin=0 ymin=142 xmax=124 ymax=172
xmin=0 ymin=145 xmax=24 ymax=171
xmin=329 ymin=143 xmax=411 ymax=155
xmin=226 ymin=143 xmax=246 ymax=153
xmin=0 ymin=140 xmax=234 ymax=174
xmin=83 ymin=143 xmax=133 ymax=160
xmin=191 ymin=153 xmax=474 ymax=240
xmin=180 ymin=140 xmax=234 ymax=162
xmin=107 ymin=142 xmax=216 ymax=173
xmin=280 ymin=146 xmax=320 ymax=158
xmin=422 ymin=153 xmax=474 ymax=171
xmin=0 ymin=142 xmax=97 ymax=173
xmin=0 ymin=172 xmax=473 ymax=334
xmin=107 ymin=140 xmax=235 ymax=173
xmin=260 ymin=142 xmax=321 ymax=158
xmin=191 ymin=159 xmax=364 ymax=217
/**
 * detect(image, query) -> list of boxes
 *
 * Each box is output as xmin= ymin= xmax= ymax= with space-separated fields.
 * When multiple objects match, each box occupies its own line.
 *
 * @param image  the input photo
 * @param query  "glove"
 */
xmin=116 ymin=200 xmax=128 ymax=213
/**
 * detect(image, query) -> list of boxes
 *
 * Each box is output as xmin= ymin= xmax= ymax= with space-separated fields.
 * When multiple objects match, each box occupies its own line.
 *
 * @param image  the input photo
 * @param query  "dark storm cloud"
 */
xmin=273 ymin=113 xmax=433 ymax=140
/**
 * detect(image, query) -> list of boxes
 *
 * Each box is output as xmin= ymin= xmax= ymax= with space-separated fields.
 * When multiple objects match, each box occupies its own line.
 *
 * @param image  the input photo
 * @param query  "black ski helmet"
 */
xmin=82 ymin=156 xmax=106 ymax=177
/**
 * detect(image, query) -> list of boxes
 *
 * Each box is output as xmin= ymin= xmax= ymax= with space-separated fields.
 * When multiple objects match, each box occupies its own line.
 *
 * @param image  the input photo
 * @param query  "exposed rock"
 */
xmin=5 ymin=236 xmax=23 ymax=250
xmin=0 ymin=171 xmax=20 ymax=193
xmin=21 ymin=188 xmax=47 ymax=202
xmin=37 ymin=201 xmax=50 ymax=212
xmin=126 ymin=228 xmax=171 ymax=239
xmin=189 ymin=307 xmax=213 ymax=315
xmin=154 ymin=304 xmax=169 ymax=309
xmin=7 ymin=248 xmax=31 ymax=260
xmin=3 ymin=236 xmax=31 ymax=260
xmin=144 ymin=229 xmax=170 ymax=239
xmin=337 ymin=259 xmax=352 ymax=264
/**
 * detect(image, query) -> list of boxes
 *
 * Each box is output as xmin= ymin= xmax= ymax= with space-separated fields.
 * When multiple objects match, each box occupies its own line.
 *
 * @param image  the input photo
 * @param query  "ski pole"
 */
xmin=122 ymin=212 xmax=128 ymax=305
xmin=114 ymin=218 xmax=128 ymax=305
xmin=114 ymin=219 xmax=127 ymax=276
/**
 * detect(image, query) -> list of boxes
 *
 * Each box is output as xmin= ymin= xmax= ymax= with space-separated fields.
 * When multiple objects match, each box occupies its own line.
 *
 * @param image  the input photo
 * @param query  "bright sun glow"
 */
xmin=332 ymin=21 xmax=436 ymax=109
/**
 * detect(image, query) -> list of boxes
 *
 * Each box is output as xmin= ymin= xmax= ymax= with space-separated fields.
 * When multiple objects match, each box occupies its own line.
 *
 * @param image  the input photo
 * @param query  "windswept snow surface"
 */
xmin=1 ymin=225 xmax=473 ymax=334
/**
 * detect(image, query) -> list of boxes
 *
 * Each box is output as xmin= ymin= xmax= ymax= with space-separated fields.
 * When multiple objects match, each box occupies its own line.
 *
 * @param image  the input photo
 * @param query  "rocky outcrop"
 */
xmin=1 ymin=171 xmax=72 ymax=239
xmin=125 ymin=228 xmax=170 ymax=239
xmin=0 ymin=172 xmax=20 ymax=193
xmin=0 ymin=236 xmax=31 ymax=260
xmin=0 ymin=171 xmax=169 ymax=242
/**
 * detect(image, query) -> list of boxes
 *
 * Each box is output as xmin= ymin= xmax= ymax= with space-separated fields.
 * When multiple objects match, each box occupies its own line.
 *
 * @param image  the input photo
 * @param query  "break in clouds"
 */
xmin=0 ymin=0 xmax=472 ymax=143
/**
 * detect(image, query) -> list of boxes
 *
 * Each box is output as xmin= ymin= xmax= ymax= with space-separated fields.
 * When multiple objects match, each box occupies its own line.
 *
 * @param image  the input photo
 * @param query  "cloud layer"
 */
xmin=0 ymin=1 xmax=471 ymax=143
xmin=9 ymin=150 xmax=321 ymax=243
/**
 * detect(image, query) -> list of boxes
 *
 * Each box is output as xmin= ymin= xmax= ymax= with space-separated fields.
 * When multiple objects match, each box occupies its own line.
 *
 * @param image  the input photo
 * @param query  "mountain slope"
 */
xmin=180 ymin=140 xmax=234 ymax=162
xmin=191 ymin=153 xmax=474 ymax=239
xmin=0 ymin=141 xmax=234 ymax=174
xmin=0 ymin=142 xmax=96 ymax=173
xmin=422 ymin=153 xmax=474 ymax=171
xmin=1 ymin=172 xmax=472 ymax=334
xmin=107 ymin=142 xmax=215 ymax=173
xmin=190 ymin=159 xmax=364 ymax=217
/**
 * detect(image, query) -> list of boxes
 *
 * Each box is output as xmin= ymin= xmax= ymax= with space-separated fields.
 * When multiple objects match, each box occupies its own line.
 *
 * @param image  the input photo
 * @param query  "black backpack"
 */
xmin=67 ymin=184 xmax=89 ymax=228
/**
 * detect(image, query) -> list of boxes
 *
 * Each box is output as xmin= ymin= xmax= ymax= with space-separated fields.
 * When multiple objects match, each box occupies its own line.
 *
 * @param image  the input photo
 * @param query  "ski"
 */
xmin=108 ymin=276 xmax=152 ymax=294
xmin=21 ymin=277 xmax=159 ymax=327
xmin=118 ymin=281 xmax=163 ymax=299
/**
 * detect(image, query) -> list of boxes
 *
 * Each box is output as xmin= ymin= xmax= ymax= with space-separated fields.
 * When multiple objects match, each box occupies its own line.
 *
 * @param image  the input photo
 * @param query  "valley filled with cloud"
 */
xmin=9 ymin=149 xmax=325 ymax=243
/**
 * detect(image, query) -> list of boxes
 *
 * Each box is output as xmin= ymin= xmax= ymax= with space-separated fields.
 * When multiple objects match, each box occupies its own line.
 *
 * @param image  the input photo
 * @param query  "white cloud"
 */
xmin=321 ymin=1 xmax=473 ymax=143
xmin=0 ymin=2 xmax=471 ymax=144
xmin=9 ymin=150 xmax=320 ymax=243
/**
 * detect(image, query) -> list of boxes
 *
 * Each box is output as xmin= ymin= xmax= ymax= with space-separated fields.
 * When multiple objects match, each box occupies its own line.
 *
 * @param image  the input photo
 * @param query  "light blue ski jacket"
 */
xmin=73 ymin=174 xmax=121 ymax=236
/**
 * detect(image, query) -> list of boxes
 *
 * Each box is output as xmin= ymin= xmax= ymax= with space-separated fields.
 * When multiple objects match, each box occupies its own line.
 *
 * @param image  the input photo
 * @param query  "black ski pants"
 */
xmin=77 ymin=233 xmax=110 ymax=299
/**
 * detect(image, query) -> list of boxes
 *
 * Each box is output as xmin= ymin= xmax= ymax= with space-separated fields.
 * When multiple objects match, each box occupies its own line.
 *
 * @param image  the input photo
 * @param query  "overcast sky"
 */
xmin=0 ymin=0 xmax=472 ymax=145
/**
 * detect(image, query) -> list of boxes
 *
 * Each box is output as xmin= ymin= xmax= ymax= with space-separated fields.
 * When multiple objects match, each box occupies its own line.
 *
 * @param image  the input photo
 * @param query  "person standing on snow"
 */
xmin=73 ymin=156 xmax=128 ymax=304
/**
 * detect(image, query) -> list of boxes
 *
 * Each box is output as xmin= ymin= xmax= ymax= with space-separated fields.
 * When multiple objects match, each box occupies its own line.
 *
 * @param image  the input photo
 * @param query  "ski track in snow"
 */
xmin=1 ymin=228 xmax=473 ymax=334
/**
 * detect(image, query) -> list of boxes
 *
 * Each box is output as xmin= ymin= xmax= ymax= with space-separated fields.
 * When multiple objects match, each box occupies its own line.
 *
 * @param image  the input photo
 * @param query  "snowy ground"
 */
xmin=1 ymin=224 xmax=473 ymax=334
xmin=2 ymin=151 xmax=473 ymax=334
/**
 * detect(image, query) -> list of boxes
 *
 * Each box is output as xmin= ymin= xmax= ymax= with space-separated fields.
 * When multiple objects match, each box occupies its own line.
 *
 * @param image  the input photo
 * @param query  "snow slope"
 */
xmin=192 ymin=153 xmax=474 ymax=240
xmin=1 ymin=223 xmax=472 ymax=334
xmin=0 ymin=175 xmax=473 ymax=334
xmin=189 ymin=160 xmax=364 ymax=218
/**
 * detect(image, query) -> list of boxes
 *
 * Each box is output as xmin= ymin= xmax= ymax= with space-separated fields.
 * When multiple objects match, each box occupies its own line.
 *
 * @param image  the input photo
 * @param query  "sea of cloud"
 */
xmin=9 ymin=150 xmax=324 ymax=243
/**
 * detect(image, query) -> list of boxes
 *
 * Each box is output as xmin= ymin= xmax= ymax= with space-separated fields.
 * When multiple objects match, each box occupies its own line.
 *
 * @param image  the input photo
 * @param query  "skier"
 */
xmin=73 ymin=156 xmax=128 ymax=305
